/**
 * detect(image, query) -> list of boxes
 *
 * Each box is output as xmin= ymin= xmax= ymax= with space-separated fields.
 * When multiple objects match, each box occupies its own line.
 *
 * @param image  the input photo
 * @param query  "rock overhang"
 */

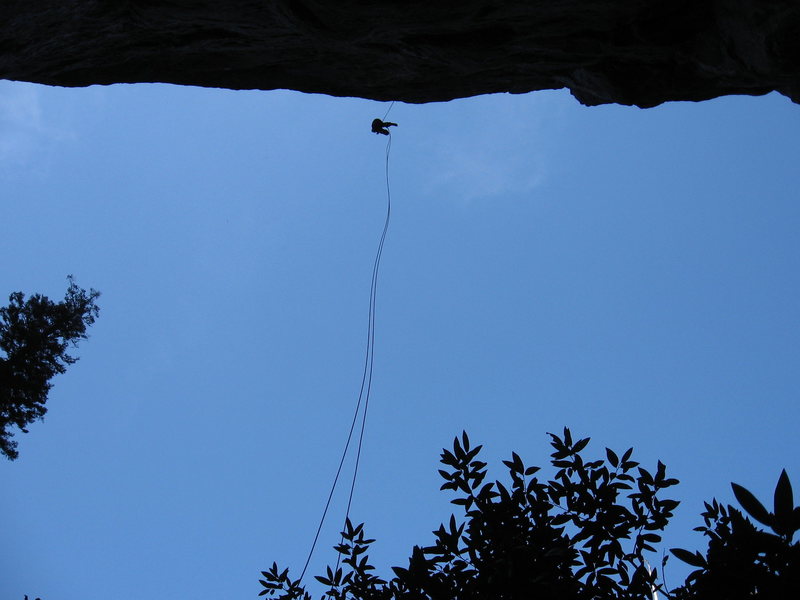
xmin=1 ymin=0 xmax=797 ymax=108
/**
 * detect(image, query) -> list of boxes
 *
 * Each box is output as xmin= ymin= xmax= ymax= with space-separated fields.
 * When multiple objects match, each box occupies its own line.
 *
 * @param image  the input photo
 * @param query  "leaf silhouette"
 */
xmin=773 ymin=469 xmax=794 ymax=537
xmin=670 ymin=548 xmax=706 ymax=568
xmin=731 ymin=482 xmax=772 ymax=527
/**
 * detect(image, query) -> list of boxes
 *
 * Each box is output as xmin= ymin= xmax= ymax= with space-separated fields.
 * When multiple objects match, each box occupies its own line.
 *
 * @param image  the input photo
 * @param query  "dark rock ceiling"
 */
xmin=1 ymin=0 xmax=798 ymax=108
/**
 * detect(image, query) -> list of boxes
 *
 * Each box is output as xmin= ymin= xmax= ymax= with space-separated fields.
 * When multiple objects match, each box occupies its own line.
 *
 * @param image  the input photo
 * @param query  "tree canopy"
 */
xmin=260 ymin=430 xmax=799 ymax=600
xmin=0 ymin=277 xmax=100 ymax=460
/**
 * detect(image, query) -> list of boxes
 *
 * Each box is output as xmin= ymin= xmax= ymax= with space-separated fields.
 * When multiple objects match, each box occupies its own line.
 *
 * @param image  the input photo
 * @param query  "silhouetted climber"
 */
xmin=371 ymin=118 xmax=397 ymax=135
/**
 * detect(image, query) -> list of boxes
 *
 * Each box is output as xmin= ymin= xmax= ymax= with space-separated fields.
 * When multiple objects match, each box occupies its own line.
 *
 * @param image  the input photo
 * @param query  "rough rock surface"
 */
xmin=1 ymin=0 xmax=798 ymax=107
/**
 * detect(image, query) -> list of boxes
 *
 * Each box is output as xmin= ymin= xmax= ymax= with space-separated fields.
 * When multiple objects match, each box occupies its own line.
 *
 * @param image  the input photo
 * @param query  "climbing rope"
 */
xmin=298 ymin=103 xmax=395 ymax=583
xmin=382 ymin=101 xmax=396 ymax=122
xmin=341 ymin=121 xmax=392 ymax=534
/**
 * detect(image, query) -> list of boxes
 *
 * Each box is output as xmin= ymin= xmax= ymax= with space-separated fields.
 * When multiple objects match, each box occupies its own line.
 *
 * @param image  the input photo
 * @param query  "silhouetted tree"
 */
xmin=262 ymin=432 xmax=799 ymax=599
xmin=260 ymin=429 xmax=681 ymax=599
xmin=0 ymin=277 xmax=99 ymax=460
xmin=670 ymin=470 xmax=800 ymax=599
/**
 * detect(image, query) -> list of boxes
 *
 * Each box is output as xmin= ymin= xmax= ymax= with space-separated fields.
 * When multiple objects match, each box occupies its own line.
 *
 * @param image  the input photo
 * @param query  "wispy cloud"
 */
xmin=427 ymin=136 xmax=546 ymax=201
xmin=417 ymin=92 xmax=563 ymax=202
xmin=0 ymin=81 xmax=68 ymax=166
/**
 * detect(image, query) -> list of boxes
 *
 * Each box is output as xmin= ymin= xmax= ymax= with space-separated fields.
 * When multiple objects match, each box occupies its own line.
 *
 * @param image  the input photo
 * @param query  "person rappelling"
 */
xmin=371 ymin=118 xmax=397 ymax=135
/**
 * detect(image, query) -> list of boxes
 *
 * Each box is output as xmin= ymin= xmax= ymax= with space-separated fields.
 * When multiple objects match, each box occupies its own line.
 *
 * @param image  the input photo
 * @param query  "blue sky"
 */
xmin=1 ymin=80 xmax=799 ymax=599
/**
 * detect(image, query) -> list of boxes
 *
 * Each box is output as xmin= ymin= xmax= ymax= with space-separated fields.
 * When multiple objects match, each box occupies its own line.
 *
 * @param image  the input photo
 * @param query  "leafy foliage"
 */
xmin=260 ymin=429 xmax=680 ymax=599
xmin=670 ymin=469 xmax=800 ymax=599
xmin=0 ymin=277 xmax=100 ymax=460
